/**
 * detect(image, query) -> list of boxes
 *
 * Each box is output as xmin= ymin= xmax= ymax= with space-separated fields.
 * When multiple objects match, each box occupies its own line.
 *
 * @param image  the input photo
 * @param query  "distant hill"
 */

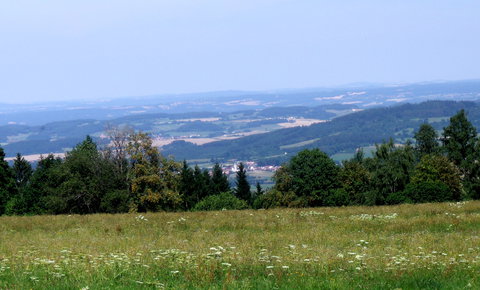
xmin=2 ymin=80 xmax=480 ymax=126
xmin=162 ymin=101 xmax=480 ymax=162
xmin=0 ymin=104 xmax=354 ymax=157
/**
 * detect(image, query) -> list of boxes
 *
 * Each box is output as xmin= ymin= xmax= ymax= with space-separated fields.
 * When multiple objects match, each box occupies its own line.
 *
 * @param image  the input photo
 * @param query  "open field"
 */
xmin=1 ymin=202 xmax=480 ymax=289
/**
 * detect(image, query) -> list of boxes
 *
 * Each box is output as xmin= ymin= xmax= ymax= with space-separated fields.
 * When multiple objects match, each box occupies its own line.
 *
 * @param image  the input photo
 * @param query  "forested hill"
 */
xmin=163 ymin=101 xmax=480 ymax=161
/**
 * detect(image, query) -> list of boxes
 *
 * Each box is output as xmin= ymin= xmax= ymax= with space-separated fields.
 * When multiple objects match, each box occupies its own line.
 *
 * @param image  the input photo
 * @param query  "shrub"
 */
xmin=100 ymin=190 xmax=130 ymax=213
xmin=324 ymin=188 xmax=349 ymax=206
xmin=253 ymin=190 xmax=297 ymax=209
xmin=402 ymin=181 xmax=453 ymax=203
xmin=193 ymin=192 xmax=248 ymax=211
xmin=385 ymin=191 xmax=411 ymax=205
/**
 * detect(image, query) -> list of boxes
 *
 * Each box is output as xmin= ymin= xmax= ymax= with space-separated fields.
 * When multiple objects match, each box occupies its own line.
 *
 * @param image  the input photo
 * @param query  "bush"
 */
xmin=385 ymin=191 xmax=411 ymax=205
xmin=324 ymin=188 xmax=349 ymax=206
xmin=4 ymin=196 xmax=28 ymax=215
xmin=100 ymin=190 xmax=130 ymax=213
xmin=193 ymin=192 xmax=248 ymax=211
xmin=253 ymin=190 xmax=297 ymax=209
xmin=403 ymin=181 xmax=453 ymax=203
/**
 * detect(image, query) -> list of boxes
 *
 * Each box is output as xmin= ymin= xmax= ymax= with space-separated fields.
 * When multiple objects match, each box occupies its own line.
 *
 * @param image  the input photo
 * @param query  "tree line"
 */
xmin=0 ymin=126 xmax=261 ymax=215
xmin=257 ymin=109 xmax=480 ymax=208
xmin=0 ymin=109 xmax=479 ymax=215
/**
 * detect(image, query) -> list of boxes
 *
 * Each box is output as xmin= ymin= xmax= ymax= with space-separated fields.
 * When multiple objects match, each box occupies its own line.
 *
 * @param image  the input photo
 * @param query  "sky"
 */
xmin=0 ymin=0 xmax=479 ymax=103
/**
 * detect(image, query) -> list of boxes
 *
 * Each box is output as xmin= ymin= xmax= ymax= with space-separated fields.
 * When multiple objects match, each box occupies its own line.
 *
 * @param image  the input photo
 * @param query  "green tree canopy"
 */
xmin=414 ymin=123 xmax=439 ymax=156
xmin=275 ymin=148 xmax=339 ymax=206
xmin=127 ymin=132 xmax=182 ymax=212
xmin=410 ymin=154 xmax=462 ymax=201
xmin=442 ymin=109 xmax=477 ymax=167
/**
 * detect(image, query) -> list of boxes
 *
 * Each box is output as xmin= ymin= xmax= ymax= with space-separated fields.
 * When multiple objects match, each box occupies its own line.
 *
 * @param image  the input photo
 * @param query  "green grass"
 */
xmin=1 ymin=201 xmax=480 ymax=289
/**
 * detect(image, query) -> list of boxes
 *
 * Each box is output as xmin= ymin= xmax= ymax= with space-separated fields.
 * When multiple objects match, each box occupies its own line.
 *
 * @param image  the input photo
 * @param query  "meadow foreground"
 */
xmin=1 ymin=202 xmax=480 ymax=289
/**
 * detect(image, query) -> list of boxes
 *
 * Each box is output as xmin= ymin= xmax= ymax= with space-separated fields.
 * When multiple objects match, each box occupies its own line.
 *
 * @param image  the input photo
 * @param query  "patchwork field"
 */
xmin=1 ymin=201 xmax=480 ymax=289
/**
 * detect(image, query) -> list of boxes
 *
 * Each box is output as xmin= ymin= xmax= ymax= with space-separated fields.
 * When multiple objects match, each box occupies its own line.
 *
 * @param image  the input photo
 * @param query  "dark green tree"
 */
xmin=12 ymin=153 xmax=32 ymax=189
xmin=179 ymin=160 xmax=196 ymax=209
xmin=58 ymin=136 xmax=124 ymax=214
xmin=192 ymin=165 xmax=209 ymax=203
xmin=366 ymin=139 xmax=416 ymax=204
xmin=0 ymin=147 xmax=16 ymax=215
xmin=211 ymin=163 xmax=230 ymax=194
xmin=414 ymin=123 xmax=438 ymax=156
xmin=235 ymin=162 xmax=251 ymax=203
xmin=410 ymin=154 xmax=462 ymax=201
xmin=272 ymin=149 xmax=340 ymax=206
xmin=255 ymin=182 xmax=264 ymax=196
xmin=442 ymin=110 xmax=477 ymax=166
xmin=339 ymin=158 xmax=372 ymax=205
xmin=441 ymin=110 xmax=479 ymax=197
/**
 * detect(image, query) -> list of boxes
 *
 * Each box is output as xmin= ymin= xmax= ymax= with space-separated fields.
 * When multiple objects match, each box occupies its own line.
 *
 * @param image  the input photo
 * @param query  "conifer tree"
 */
xmin=235 ymin=162 xmax=251 ymax=203
xmin=211 ymin=163 xmax=230 ymax=194
xmin=0 ymin=147 xmax=16 ymax=215
xmin=13 ymin=153 xmax=32 ymax=189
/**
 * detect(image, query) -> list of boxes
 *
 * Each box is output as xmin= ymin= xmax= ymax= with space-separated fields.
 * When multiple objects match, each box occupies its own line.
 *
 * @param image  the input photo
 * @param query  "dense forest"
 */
xmin=1 ymin=109 xmax=479 ymax=215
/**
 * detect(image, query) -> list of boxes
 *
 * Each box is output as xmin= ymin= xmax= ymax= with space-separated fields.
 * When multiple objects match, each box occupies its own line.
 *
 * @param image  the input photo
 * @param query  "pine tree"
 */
xmin=235 ymin=162 xmax=251 ymax=203
xmin=255 ymin=182 xmax=264 ymax=196
xmin=179 ymin=160 xmax=196 ymax=209
xmin=211 ymin=163 xmax=230 ymax=194
xmin=0 ymin=147 xmax=16 ymax=215
xmin=13 ymin=153 xmax=32 ymax=189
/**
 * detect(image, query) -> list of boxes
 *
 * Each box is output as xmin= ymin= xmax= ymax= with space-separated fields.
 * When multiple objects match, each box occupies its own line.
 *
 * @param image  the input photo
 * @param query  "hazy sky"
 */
xmin=0 ymin=0 xmax=479 ymax=103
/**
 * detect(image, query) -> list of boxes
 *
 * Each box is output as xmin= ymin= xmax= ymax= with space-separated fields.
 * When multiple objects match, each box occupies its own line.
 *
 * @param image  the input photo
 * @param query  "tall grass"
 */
xmin=1 ymin=201 xmax=480 ymax=289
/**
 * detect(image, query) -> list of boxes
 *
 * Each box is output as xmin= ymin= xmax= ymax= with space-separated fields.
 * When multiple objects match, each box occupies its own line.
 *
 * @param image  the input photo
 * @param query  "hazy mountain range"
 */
xmin=1 ymin=80 xmax=480 ymax=160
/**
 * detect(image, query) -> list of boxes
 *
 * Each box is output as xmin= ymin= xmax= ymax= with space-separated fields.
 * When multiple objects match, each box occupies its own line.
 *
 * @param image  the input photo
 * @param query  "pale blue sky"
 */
xmin=0 ymin=1 xmax=479 ymax=103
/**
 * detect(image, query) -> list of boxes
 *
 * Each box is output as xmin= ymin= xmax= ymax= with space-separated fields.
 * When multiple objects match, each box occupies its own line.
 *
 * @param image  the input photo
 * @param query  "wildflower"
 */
xmin=266 ymin=266 xmax=274 ymax=269
xmin=282 ymin=266 xmax=289 ymax=269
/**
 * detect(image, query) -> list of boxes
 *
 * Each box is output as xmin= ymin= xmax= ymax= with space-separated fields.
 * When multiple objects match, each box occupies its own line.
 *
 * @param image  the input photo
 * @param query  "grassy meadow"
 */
xmin=1 ymin=202 xmax=480 ymax=289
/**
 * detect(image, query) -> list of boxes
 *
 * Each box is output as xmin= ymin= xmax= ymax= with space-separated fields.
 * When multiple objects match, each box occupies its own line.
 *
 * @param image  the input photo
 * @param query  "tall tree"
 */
xmin=211 ymin=163 xmax=230 ymax=194
xmin=12 ymin=153 xmax=32 ymax=189
xmin=127 ymin=132 xmax=182 ymax=212
xmin=179 ymin=160 xmax=196 ymax=209
xmin=0 ymin=147 xmax=16 ymax=215
xmin=278 ymin=149 xmax=339 ymax=206
xmin=366 ymin=139 xmax=416 ymax=204
xmin=339 ymin=158 xmax=372 ymax=205
xmin=235 ymin=162 xmax=251 ymax=203
xmin=104 ymin=124 xmax=133 ymax=180
xmin=58 ymin=136 xmax=126 ymax=214
xmin=442 ymin=109 xmax=477 ymax=167
xmin=441 ymin=110 xmax=479 ymax=197
xmin=410 ymin=154 xmax=462 ymax=201
xmin=24 ymin=154 xmax=64 ymax=214
xmin=414 ymin=123 xmax=439 ymax=156
xmin=192 ymin=165 xmax=210 ymax=203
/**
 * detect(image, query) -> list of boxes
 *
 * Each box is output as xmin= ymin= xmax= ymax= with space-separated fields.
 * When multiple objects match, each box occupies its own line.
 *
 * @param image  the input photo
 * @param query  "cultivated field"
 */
xmin=1 ymin=202 xmax=480 ymax=289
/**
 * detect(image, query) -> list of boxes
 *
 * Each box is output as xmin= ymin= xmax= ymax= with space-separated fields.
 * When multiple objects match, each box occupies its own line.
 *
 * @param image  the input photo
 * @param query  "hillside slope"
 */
xmin=163 ymin=101 xmax=480 ymax=161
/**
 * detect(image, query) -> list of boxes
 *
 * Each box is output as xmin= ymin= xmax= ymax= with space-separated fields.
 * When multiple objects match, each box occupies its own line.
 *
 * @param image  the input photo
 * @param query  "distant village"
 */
xmin=221 ymin=161 xmax=281 ymax=175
